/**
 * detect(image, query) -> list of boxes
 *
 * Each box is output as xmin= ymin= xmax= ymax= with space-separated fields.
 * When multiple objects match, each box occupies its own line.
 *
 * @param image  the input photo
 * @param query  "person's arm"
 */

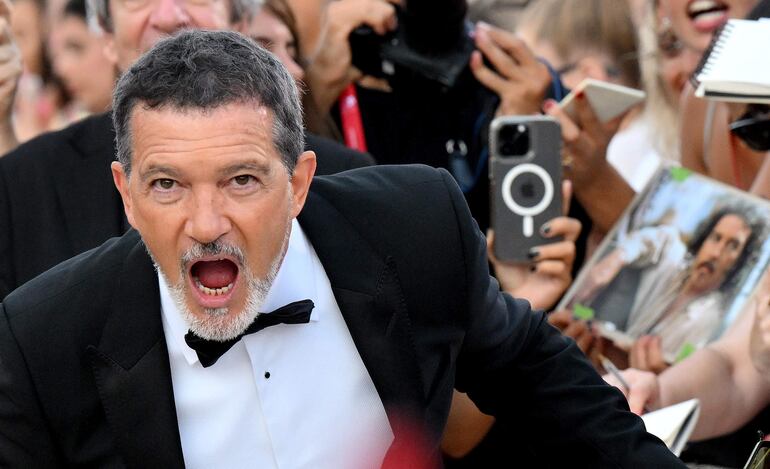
xmin=0 ymin=0 xmax=21 ymax=156
xmin=543 ymin=96 xmax=634 ymax=233
xmin=610 ymin=297 xmax=770 ymax=440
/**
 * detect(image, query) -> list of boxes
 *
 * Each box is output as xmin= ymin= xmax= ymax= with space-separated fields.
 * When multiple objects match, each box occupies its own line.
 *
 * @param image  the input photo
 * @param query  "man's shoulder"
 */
xmin=311 ymin=164 xmax=452 ymax=198
xmin=307 ymin=164 xmax=467 ymax=237
xmin=304 ymin=132 xmax=376 ymax=175
xmin=0 ymin=113 xmax=113 ymax=171
xmin=2 ymin=230 xmax=142 ymax=320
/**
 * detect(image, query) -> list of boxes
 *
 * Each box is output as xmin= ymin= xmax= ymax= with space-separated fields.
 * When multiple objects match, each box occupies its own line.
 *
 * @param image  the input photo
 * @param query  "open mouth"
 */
xmin=687 ymin=0 xmax=729 ymax=32
xmin=696 ymin=261 xmax=716 ymax=275
xmin=188 ymin=258 xmax=240 ymax=306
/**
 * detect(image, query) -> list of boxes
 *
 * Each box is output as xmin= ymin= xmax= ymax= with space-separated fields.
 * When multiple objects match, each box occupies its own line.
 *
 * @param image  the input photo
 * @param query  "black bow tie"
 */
xmin=184 ymin=299 xmax=315 ymax=368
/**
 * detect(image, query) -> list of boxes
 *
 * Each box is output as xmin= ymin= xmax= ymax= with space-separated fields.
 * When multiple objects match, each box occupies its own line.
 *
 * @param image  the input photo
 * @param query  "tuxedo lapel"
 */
xmin=298 ymin=190 xmax=426 ymax=427
xmin=88 ymin=234 xmax=185 ymax=468
xmin=53 ymin=114 xmax=125 ymax=254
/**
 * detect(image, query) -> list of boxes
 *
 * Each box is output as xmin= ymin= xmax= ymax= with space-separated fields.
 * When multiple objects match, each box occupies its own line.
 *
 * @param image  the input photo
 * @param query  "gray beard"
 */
xmin=149 ymin=221 xmax=291 ymax=342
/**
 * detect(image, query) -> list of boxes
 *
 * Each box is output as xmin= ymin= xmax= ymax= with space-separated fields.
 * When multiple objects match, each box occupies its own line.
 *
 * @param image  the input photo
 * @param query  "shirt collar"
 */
xmin=158 ymin=219 xmax=320 ymax=366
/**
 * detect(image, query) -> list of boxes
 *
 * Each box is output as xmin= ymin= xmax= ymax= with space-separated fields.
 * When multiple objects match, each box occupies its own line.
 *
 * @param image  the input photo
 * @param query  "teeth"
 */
xmin=688 ymin=0 xmax=723 ymax=15
xmin=194 ymin=278 xmax=234 ymax=296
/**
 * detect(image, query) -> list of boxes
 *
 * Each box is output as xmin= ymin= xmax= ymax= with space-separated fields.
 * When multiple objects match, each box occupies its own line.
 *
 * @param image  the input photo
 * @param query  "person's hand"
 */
xmin=303 ymin=0 xmax=399 ymax=114
xmin=542 ymin=94 xmax=622 ymax=188
xmin=0 ymin=0 xmax=20 ymax=153
xmin=629 ymin=335 xmax=669 ymax=374
xmin=602 ymin=367 xmax=659 ymax=415
xmin=547 ymin=309 xmax=603 ymax=354
xmin=750 ymin=274 xmax=770 ymax=375
xmin=488 ymin=181 xmax=581 ymax=310
xmin=469 ymin=22 xmax=551 ymax=116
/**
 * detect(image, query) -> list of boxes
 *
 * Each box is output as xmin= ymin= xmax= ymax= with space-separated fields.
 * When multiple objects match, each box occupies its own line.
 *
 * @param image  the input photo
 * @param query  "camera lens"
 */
xmin=498 ymin=124 xmax=530 ymax=157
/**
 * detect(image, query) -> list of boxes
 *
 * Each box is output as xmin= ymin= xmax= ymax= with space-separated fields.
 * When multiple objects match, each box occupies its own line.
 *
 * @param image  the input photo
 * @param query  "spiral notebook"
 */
xmin=692 ymin=19 xmax=770 ymax=103
xmin=641 ymin=399 xmax=701 ymax=457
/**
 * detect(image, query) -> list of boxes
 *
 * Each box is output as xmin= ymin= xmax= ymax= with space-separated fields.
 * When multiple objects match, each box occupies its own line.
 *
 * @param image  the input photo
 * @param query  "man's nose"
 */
xmin=185 ymin=194 xmax=232 ymax=244
xmin=149 ymin=0 xmax=191 ymax=34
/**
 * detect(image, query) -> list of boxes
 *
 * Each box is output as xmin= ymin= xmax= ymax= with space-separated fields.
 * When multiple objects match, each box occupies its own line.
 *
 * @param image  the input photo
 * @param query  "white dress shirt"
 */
xmin=159 ymin=219 xmax=393 ymax=468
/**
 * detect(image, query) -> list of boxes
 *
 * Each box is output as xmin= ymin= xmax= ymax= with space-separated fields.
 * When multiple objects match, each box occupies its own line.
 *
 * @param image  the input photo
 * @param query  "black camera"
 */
xmin=348 ymin=0 xmax=474 ymax=90
xmin=496 ymin=123 xmax=531 ymax=157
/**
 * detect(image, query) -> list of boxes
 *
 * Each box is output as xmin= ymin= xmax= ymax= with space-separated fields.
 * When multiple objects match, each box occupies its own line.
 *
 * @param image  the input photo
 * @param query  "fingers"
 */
xmin=539 ymin=216 xmax=581 ymax=243
xmin=473 ymin=24 xmax=519 ymax=81
xmin=561 ymin=180 xmax=572 ymax=215
xmin=486 ymin=229 xmax=499 ymax=264
xmin=573 ymin=91 xmax=602 ymax=135
xmin=543 ymin=99 xmax=581 ymax=143
xmin=327 ymin=0 xmax=397 ymax=38
xmin=547 ymin=309 xmax=573 ymax=330
xmin=481 ymin=24 xmax=539 ymax=69
xmin=531 ymin=241 xmax=575 ymax=266
xmin=630 ymin=335 xmax=668 ymax=373
xmin=470 ymin=48 xmax=512 ymax=97
xmin=530 ymin=259 xmax=568 ymax=277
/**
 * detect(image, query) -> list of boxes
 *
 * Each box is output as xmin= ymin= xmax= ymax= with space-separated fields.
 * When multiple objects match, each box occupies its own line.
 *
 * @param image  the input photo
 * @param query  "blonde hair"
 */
xmin=636 ymin=0 xmax=681 ymax=162
xmin=518 ymin=0 xmax=641 ymax=89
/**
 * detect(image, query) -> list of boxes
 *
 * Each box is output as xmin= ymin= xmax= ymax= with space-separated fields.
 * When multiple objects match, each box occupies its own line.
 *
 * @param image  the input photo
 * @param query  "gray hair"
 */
xmin=112 ymin=29 xmax=304 ymax=175
xmin=86 ymin=0 xmax=261 ymax=32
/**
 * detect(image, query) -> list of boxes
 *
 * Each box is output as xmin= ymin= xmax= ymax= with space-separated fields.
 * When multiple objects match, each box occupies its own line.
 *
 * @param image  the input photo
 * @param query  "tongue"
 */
xmin=194 ymin=260 xmax=238 ymax=289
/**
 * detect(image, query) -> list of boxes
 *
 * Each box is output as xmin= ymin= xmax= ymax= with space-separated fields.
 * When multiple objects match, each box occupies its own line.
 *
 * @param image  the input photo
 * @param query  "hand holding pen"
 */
xmin=600 ymin=354 xmax=658 ymax=415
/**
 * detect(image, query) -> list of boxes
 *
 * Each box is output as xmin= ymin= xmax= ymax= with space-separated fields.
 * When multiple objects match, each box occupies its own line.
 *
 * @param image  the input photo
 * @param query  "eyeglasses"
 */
xmin=730 ymin=104 xmax=770 ymax=152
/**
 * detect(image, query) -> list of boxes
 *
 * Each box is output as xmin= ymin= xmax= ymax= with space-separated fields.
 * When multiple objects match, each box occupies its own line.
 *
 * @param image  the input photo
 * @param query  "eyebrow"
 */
xmin=218 ymin=161 xmax=274 ymax=178
xmin=139 ymin=165 xmax=182 ymax=183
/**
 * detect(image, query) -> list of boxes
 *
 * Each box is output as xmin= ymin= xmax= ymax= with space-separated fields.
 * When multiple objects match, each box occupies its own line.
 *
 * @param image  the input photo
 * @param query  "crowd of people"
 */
xmin=0 ymin=0 xmax=768 ymax=467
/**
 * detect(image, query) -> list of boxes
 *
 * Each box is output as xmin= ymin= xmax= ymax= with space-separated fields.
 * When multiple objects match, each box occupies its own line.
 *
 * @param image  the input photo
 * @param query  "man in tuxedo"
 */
xmin=0 ymin=30 xmax=684 ymax=467
xmin=0 ymin=0 xmax=372 ymax=300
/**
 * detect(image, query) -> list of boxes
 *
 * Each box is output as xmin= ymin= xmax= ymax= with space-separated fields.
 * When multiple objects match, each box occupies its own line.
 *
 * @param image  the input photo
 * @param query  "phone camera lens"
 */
xmin=498 ymin=124 xmax=530 ymax=157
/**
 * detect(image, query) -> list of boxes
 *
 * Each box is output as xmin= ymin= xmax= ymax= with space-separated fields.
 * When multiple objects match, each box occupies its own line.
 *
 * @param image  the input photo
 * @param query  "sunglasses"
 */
xmin=730 ymin=104 xmax=770 ymax=152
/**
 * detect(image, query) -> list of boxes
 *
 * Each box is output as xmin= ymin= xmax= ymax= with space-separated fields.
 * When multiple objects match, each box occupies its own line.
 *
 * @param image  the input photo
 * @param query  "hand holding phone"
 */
xmin=489 ymin=116 xmax=562 ymax=262
xmin=559 ymin=78 xmax=645 ymax=123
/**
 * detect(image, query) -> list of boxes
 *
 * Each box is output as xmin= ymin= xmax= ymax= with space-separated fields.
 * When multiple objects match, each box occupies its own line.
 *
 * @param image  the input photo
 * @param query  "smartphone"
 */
xmin=744 ymin=440 xmax=770 ymax=469
xmin=559 ymin=78 xmax=646 ymax=123
xmin=489 ymin=116 xmax=562 ymax=262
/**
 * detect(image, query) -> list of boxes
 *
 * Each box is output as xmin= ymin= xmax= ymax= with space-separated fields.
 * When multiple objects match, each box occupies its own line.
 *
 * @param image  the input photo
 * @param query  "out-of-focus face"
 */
xmin=517 ymin=27 xmax=626 ymax=90
xmin=12 ymin=0 xmax=45 ymax=75
xmin=104 ymin=0 xmax=232 ymax=71
xmin=660 ymin=0 xmax=757 ymax=52
xmin=249 ymin=8 xmax=304 ymax=82
xmin=689 ymin=213 xmax=751 ymax=294
xmin=111 ymin=102 xmax=316 ymax=340
xmin=52 ymin=15 xmax=116 ymax=112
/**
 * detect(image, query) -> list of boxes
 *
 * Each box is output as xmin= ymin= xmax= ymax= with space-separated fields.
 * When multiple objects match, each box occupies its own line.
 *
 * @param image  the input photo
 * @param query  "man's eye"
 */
xmin=152 ymin=179 xmax=176 ymax=190
xmin=233 ymin=175 xmax=256 ymax=186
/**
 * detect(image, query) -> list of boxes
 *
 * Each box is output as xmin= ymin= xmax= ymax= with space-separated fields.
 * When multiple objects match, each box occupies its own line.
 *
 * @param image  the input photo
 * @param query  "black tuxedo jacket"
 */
xmin=0 ymin=165 xmax=684 ymax=467
xmin=0 ymin=113 xmax=374 ymax=299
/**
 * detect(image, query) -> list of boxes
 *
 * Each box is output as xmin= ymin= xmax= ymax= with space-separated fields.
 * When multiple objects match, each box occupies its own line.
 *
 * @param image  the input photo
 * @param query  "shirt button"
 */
xmin=264 ymin=371 xmax=271 ymax=379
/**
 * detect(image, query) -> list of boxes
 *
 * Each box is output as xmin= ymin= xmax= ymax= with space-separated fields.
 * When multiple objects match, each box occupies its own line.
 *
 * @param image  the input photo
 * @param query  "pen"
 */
xmin=599 ymin=353 xmax=631 ymax=392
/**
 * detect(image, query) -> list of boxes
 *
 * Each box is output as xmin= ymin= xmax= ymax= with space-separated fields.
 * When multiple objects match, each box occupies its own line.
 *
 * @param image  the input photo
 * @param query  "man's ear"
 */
xmin=111 ymin=161 xmax=136 ymax=228
xmin=289 ymin=151 xmax=316 ymax=218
